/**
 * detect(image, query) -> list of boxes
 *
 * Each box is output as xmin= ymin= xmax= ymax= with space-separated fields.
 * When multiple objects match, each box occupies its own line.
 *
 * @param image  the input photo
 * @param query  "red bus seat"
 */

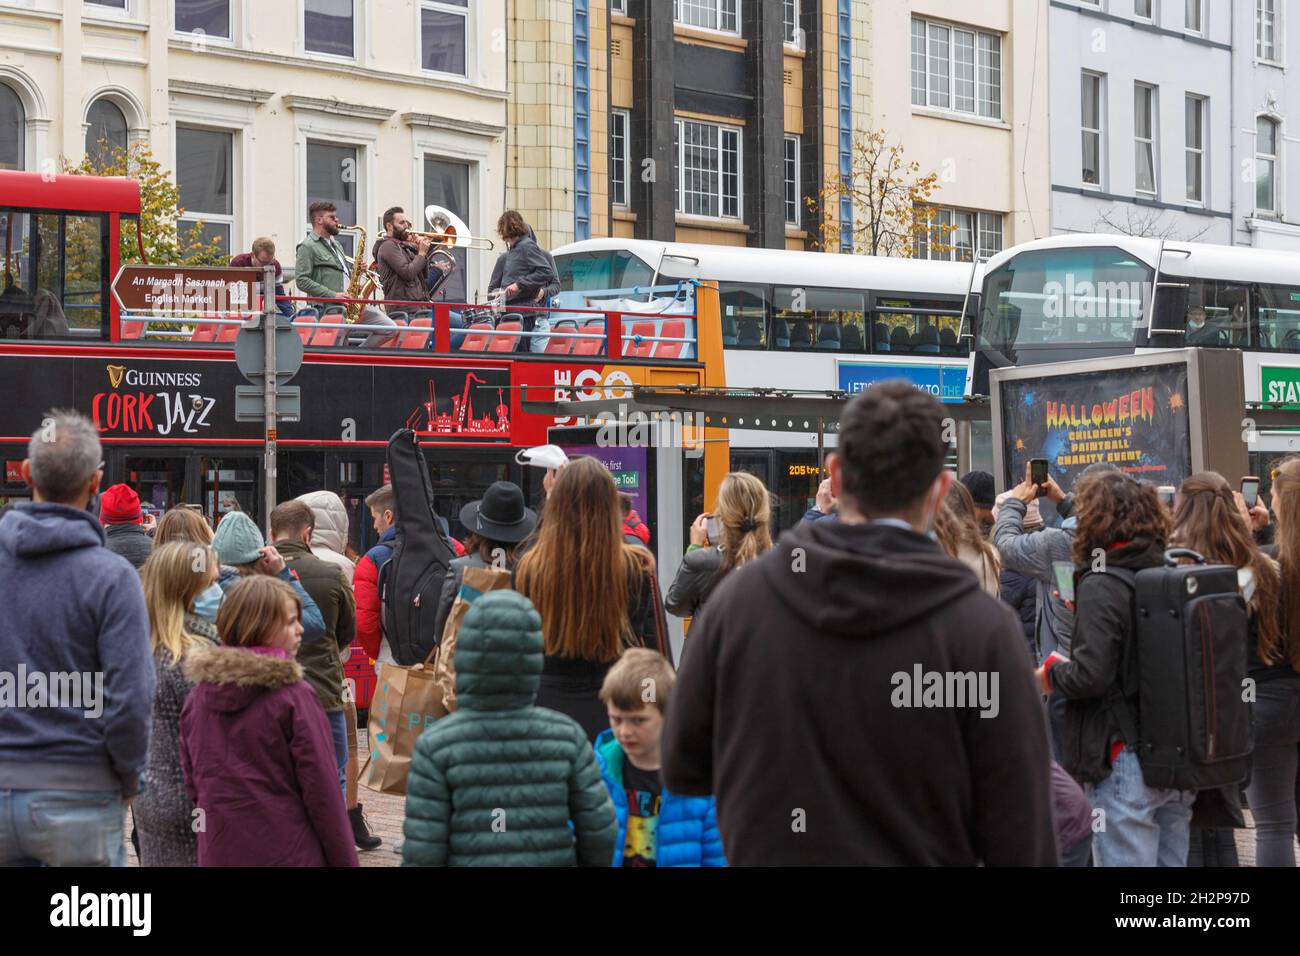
xmin=293 ymin=315 xmax=315 ymax=345
xmin=310 ymin=316 xmax=345 ymax=347
xmin=625 ymin=320 xmax=656 ymax=358
xmin=544 ymin=320 xmax=577 ymax=355
xmin=120 ymin=317 xmax=146 ymax=340
xmin=571 ymin=318 xmax=606 ymax=356
xmin=377 ymin=318 xmax=407 ymax=348
xmin=190 ymin=319 xmax=218 ymax=343
xmin=215 ymin=317 xmax=244 ymax=344
xmin=460 ymin=322 xmax=493 ymax=352
xmin=400 ymin=317 xmax=431 ymax=350
xmin=654 ymin=319 xmax=687 ymax=359
xmin=487 ymin=321 xmax=522 ymax=353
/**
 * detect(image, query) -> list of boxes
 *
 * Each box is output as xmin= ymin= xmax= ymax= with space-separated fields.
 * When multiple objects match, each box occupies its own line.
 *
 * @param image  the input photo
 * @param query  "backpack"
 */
xmin=379 ymin=429 xmax=455 ymax=665
xmin=1098 ymin=548 xmax=1251 ymax=792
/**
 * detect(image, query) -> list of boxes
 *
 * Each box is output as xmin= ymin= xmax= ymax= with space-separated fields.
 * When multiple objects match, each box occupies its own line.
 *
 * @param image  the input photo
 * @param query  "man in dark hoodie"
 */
xmin=662 ymin=381 xmax=1057 ymax=865
xmin=489 ymin=211 xmax=559 ymax=353
xmin=0 ymin=411 xmax=155 ymax=866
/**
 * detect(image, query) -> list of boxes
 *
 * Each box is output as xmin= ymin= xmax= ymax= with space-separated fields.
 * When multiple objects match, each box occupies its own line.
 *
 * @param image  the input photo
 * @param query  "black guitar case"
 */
xmin=381 ymin=428 xmax=455 ymax=665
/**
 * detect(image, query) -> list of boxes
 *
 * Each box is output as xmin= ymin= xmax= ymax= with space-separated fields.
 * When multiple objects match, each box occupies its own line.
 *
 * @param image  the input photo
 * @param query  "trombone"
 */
xmin=418 ymin=205 xmax=496 ymax=251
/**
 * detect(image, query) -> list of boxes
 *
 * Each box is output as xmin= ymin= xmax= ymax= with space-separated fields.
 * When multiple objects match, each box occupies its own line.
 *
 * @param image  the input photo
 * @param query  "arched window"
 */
xmin=0 ymin=84 xmax=24 ymax=170
xmin=1257 ymin=116 xmax=1280 ymax=214
xmin=86 ymin=99 xmax=128 ymax=167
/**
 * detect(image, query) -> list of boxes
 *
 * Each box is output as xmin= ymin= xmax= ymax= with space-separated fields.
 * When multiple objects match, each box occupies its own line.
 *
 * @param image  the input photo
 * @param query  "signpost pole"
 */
xmin=262 ymin=265 xmax=278 ymax=534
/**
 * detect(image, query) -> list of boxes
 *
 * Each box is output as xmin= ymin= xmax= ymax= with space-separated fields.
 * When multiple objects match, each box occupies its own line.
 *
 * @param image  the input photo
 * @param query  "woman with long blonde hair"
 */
xmin=514 ymin=457 xmax=668 ymax=740
xmin=134 ymin=541 xmax=220 ymax=866
xmin=666 ymin=471 xmax=773 ymax=618
xmin=934 ymin=480 xmax=1001 ymax=596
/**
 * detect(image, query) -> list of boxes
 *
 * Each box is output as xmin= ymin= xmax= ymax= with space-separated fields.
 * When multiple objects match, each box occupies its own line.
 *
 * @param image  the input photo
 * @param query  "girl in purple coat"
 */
xmin=180 ymin=576 xmax=358 ymax=867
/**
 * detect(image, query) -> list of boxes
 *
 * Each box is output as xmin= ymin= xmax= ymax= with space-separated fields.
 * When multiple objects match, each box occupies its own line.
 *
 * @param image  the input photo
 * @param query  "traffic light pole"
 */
xmin=262 ymin=265 xmax=278 ymax=536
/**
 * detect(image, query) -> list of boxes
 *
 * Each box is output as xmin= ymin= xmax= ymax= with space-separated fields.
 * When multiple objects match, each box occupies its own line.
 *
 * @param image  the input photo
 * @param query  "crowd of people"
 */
xmin=2 ymin=382 xmax=1299 ymax=867
xmin=232 ymin=204 xmax=560 ymax=352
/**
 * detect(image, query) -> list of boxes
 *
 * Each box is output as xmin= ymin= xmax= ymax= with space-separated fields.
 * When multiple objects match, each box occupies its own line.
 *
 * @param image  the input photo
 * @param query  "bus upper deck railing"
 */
xmin=112 ymin=288 xmax=702 ymax=361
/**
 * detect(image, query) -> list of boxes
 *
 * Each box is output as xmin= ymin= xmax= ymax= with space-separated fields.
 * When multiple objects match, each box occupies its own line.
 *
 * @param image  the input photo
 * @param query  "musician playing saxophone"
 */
xmin=293 ymin=201 xmax=399 ymax=348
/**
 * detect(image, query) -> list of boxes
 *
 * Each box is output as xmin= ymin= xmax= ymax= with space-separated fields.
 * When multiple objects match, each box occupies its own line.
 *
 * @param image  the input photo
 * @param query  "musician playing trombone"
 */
xmin=294 ymin=201 xmax=399 ymax=348
xmin=373 ymin=206 xmax=468 ymax=351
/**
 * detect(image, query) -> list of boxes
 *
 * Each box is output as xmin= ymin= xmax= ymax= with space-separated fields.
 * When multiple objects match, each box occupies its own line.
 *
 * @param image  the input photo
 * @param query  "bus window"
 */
xmin=0 ymin=209 xmax=107 ymax=340
xmin=872 ymin=298 xmax=968 ymax=357
xmin=979 ymin=246 xmax=1152 ymax=354
xmin=772 ymin=286 xmax=865 ymax=352
xmin=718 ymin=282 xmax=767 ymax=349
xmin=555 ymin=250 xmax=654 ymax=292
xmin=1179 ymin=278 xmax=1246 ymax=348
xmin=1256 ymin=285 xmax=1300 ymax=352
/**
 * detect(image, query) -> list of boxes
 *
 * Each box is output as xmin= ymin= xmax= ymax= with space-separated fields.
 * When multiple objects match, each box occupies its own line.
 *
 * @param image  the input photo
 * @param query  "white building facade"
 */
xmin=0 ymin=0 xmax=507 ymax=297
xmin=1048 ymin=0 xmax=1234 ymax=244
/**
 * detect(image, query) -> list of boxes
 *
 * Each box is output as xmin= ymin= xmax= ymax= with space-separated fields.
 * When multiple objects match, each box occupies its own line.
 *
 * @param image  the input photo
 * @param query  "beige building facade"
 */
xmin=0 ymin=0 xmax=509 ymax=300
xmin=864 ymin=0 xmax=1050 ymax=260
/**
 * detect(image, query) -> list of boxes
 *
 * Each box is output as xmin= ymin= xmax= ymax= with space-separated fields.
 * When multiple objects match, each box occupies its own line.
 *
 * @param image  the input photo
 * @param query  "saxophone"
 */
xmin=343 ymin=224 xmax=369 ymax=324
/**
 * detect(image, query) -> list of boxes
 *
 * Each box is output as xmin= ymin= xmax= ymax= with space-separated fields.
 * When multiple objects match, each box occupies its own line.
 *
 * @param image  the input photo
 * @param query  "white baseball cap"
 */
xmin=515 ymin=444 xmax=570 ymax=471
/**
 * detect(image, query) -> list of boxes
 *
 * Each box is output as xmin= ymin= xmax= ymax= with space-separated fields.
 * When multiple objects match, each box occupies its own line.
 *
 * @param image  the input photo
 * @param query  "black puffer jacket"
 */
xmin=489 ymin=231 xmax=560 ymax=307
xmin=999 ymin=568 xmax=1037 ymax=663
xmin=105 ymin=523 xmax=152 ymax=569
xmin=1046 ymin=538 xmax=1164 ymax=785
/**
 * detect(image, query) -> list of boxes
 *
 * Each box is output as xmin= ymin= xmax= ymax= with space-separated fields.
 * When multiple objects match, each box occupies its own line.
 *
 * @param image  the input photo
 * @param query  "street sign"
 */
xmin=234 ymin=321 xmax=304 ymax=383
xmin=111 ymin=265 xmax=260 ymax=313
xmin=235 ymin=385 xmax=301 ymax=423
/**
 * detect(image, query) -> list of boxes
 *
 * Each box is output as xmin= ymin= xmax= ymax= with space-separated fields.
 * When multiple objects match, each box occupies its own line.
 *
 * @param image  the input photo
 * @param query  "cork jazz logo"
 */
xmin=92 ymin=365 xmax=215 ymax=436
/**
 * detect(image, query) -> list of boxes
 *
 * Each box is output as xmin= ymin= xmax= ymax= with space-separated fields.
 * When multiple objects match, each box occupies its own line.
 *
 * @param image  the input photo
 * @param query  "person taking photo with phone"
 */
xmin=993 ymin=459 xmax=1120 ymax=759
xmin=666 ymin=472 xmax=774 ymax=619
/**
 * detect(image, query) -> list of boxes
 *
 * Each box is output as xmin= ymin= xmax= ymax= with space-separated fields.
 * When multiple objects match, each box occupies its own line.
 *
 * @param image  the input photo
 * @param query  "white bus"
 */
xmin=553 ymin=238 xmax=985 ymax=527
xmin=978 ymin=232 xmax=1300 ymax=484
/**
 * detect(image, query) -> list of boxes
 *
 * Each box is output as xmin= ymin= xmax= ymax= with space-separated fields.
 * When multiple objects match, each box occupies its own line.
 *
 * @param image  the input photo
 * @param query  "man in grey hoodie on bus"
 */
xmin=489 ymin=211 xmax=560 ymax=353
xmin=993 ymin=459 xmax=1119 ymax=759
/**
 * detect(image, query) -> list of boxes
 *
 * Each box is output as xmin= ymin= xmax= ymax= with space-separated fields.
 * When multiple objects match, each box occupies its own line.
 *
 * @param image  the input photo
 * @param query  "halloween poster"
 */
xmin=1000 ymin=362 xmax=1191 ymax=491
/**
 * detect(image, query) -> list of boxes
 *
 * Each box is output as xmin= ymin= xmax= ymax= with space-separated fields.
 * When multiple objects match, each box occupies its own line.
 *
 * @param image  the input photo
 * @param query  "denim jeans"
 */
xmin=1245 ymin=678 xmax=1300 ymax=866
xmin=327 ymin=710 xmax=348 ymax=805
xmin=0 ymin=789 xmax=125 ymax=866
xmin=1086 ymin=748 xmax=1196 ymax=866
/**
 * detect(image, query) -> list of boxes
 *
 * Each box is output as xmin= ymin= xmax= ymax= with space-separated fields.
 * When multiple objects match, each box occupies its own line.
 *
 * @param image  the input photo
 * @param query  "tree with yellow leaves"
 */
xmin=809 ymin=129 xmax=954 ymax=259
xmin=63 ymin=140 xmax=225 ymax=268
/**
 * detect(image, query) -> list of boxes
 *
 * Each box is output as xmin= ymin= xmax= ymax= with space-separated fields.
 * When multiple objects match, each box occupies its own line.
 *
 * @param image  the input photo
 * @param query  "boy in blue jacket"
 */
xmin=595 ymin=649 xmax=725 ymax=867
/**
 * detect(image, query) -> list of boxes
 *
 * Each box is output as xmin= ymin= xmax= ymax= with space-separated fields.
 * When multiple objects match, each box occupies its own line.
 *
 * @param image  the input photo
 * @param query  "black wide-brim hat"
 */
xmin=460 ymin=481 xmax=537 ymax=544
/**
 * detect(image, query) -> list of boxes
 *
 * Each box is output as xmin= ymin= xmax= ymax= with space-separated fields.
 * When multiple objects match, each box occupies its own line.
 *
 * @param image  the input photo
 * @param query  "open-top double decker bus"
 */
xmin=0 ymin=170 xmax=729 ymax=703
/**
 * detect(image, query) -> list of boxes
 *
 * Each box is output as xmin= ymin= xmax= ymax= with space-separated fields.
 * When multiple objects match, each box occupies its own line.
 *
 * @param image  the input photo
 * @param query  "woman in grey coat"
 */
xmin=432 ymin=482 xmax=537 ymax=644
xmin=134 ymin=542 xmax=222 ymax=866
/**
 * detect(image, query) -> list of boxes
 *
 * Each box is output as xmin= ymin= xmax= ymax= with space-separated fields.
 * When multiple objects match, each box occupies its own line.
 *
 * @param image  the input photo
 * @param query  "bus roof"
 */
xmin=0 ymin=170 xmax=142 ymax=216
xmin=553 ymin=237 xmax=983 ymax=297
xmin=983 ymin=232 xmax=1300 ymax=286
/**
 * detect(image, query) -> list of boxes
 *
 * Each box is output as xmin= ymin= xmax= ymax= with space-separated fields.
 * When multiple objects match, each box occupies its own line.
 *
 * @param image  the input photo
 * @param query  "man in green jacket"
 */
xmin=402 ymin=590 xmax=616 ymax=866
xmin=269 ymin=501 xmax=380 ymax=852
xmin=294 ymin=201 xmax=398 ymax=348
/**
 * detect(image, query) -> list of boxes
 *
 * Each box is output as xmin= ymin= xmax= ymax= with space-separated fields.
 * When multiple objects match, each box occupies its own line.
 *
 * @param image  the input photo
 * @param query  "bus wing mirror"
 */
xmin=1150 ymin=284 xmax=1189 ymax=335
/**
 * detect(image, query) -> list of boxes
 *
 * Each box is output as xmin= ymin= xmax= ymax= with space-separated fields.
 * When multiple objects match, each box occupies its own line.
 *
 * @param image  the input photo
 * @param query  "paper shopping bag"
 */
xmin=432 ymin=565 xmax=514 ymax=713
xmin=360 ymin=646 xmax=444 ymax=796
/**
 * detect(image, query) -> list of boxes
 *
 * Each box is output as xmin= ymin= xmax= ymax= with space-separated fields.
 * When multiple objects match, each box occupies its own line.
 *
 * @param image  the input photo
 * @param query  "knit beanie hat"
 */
xmin=213 ymin=511 xmax=265 ymax=566
xmin=959 ymin=470 xmax=996 ymax=509
xmin=99 ymin=483 xmax=143 ymax=525
xmin=993 ymin=489 xmax=1044 ymax=531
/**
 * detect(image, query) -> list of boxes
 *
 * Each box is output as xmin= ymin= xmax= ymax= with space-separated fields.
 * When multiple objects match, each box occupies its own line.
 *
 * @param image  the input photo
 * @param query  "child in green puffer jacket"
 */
xmin=401 ymin=589 xmax=616 ymax=866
